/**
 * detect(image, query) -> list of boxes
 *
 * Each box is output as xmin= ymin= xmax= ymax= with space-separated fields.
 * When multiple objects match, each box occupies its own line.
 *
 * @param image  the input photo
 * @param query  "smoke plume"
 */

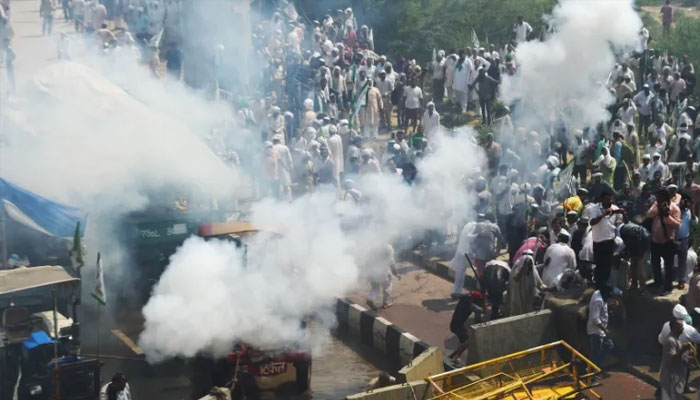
xmin=501 ymin=0 xmax=642 ymax=135
xmin=139 ymin=129 xmax=486 ymax=361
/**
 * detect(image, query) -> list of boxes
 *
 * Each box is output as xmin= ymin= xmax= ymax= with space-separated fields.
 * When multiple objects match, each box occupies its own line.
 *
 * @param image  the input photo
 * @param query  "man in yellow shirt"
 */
xmin=563 ymin=188 xmax=588 ymax=213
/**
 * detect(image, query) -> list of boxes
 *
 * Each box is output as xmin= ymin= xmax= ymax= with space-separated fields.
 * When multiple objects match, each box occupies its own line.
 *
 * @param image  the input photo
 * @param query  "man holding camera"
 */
xmin=583 ymin=188 xmax=625 ymax=288
xmin=646 ymin=188 xmax=682 ymax=295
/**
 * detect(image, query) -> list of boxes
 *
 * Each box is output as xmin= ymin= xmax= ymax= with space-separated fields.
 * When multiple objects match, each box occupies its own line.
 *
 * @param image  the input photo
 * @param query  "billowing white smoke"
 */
xmin=2 ymin=61 xmax=238 ymax=209
xmin=139 ymin=129 xmax=486 ymax=362
xmin=501 ymin=0 xmax=642 ymax=133
xmin=0 ymin=59 xmax=243 ymax=282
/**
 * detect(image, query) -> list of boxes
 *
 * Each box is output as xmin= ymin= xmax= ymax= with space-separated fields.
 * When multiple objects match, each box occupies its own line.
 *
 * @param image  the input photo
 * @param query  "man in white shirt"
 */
xmin=421 ymin=101 xmax=440 ymax=138
xmin=431 ymin=49 xmax=446 ymax=105
xmin=403 ymin=81 xmax=423 ymax=134
xmin=657 ymin=304 xmax=700 ymax=393
xmin=650 ymin=152 xmax=669 ymax=181
xmin=587 ymin=286 xmax=615 ymax=368
xmin=376 ymin=71 xmax=395 ymax=131
xmin=542 ymin=231 xmax=577 ymax=289
xmin=452 ymin=50 xmax=474 ymax=113
xmin=617 ymin=99 xmax=636 ymax=127
xmin=583 ymin=189 xmax=624 ymax=288
xmin=633 ymin=84 xmax=654 ymax=138
xmin=513 ymin=16 xmax=533 ymax=44
xmin=450 ymin=221 xmax=476 ymax=298
xmin=637 ymin=153 xmax=653 ymax=181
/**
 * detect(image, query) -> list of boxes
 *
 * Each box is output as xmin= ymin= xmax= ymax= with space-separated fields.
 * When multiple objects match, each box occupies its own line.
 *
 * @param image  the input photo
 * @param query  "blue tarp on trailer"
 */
xmin=0 ymin=178 xmax=86 ymax=238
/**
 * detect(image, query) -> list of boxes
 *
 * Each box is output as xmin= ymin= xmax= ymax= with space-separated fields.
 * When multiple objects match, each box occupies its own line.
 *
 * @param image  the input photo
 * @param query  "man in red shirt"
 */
xmin=661 ymin=0 xmax=674 ymax=35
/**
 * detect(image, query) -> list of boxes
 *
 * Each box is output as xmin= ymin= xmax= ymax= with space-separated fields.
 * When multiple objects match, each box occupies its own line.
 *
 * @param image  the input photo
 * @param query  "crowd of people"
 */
xmin=7 ymin=0 xmax=700 ymax=397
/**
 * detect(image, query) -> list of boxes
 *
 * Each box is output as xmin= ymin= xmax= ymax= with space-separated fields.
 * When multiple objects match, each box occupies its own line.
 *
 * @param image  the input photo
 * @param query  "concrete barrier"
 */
xmin=467 ymin=309 xmax=556 ymax=364
xmin=335 ymin=298 xmax=431 ymax=366
xmin=345 ymin=380 xmax=433 ymax=400
xmin=398 ymin=346 xmax=444 ymax=383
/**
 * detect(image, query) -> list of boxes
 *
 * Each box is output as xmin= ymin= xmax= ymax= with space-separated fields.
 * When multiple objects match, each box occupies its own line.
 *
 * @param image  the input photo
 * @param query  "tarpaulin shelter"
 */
xmin=0 ymin=178 xmax=86 ymax=267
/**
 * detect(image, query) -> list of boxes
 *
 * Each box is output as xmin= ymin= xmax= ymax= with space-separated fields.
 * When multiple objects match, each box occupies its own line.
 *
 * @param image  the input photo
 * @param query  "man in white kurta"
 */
xmin=542 ymin=232 xmax=577 ymax=290
xmin=327 ymin=126 xmax=344 ymax=185
xmin=421 ymin=102 xmax=440 ymax=139
xmin=452 ymin=53 xmax=473 ymax=113
xmin=508 ymin=251 xmax=545 ymax=316
xmin=450 ymin=221 xmax=476 ymax=298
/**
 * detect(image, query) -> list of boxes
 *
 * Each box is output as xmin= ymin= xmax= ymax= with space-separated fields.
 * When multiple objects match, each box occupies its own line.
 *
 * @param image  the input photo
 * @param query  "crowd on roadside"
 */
xmin=9 ymin=0 xmax=700 ymax=397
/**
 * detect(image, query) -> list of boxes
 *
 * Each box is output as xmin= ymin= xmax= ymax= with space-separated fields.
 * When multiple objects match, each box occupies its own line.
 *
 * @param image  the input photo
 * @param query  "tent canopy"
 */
xmin=0 ymin=265 xmax=79 ymax=296
xmin=0 ymin=178 xmax=87 ymax=238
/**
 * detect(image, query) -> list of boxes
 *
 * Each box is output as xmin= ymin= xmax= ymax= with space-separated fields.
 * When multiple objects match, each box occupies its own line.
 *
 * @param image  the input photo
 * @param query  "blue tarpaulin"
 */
xmin=23 ymin=330 xmax=55 ymax=351
xmin=0 ymin=178 xmax=87 ymax=238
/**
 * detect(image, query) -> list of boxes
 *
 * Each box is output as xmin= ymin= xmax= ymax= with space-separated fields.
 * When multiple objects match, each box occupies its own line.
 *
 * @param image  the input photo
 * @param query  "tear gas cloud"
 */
xmin=0 ymin=0 xmax=487 ymax=362
xmin=501 ymin=0 xmax=642 ymax=139
xmin=139 ymin=130 xmax=486 ymax=362
xmin=0 ymin=1 xmax=255 ymax=278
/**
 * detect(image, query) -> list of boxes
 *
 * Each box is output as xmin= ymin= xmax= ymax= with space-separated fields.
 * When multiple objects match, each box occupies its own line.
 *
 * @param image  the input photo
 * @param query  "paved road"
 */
xmin=349 ymin=259 xmax=659 ymax=398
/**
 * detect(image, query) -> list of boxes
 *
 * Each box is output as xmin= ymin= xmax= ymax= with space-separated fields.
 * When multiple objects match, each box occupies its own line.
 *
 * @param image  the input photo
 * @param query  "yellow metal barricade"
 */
xmin=426 ymin=341 xmax=601 ymax=400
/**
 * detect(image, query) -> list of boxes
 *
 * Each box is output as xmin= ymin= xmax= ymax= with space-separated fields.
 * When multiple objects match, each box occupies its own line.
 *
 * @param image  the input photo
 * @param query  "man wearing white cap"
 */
xmin=507 ymin=249 xmax=545 ymax=316
xmin=303 ymin=98 xmax=316 ymax=129
xmin=421 ymin=102 xmax=440 ymax=139
xmin=327 ymin=125 xmax=344 ymax=184
xmin=650 ymin=152 xmax=669 ymax=181
xmin=658 ymin=304 xmax=700 ymax=394
xmin=637 ymin=153 xmax=653 ymax=181
xmin=272 ymin=134 xmax=293 ymax=201
xmin=541 ymin=231 xmax=576 ymax=290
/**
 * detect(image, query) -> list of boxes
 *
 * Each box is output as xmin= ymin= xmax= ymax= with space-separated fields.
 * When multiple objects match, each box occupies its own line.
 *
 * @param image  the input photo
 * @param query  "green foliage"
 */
xmin=372 ymin=0 xmax=558 ymax=62
xmin=296 ymin=0 xmax=557 ymax=63
xmin=644 ymin=11 xmax=700 ymax=89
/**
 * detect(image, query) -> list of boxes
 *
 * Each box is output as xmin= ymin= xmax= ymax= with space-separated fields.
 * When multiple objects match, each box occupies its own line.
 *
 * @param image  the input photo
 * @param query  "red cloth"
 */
xmin=513 ymin=237 xmax=547 ymax=264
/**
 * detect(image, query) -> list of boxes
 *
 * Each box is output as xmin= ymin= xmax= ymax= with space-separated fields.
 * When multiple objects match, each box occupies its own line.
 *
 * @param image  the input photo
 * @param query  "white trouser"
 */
xmin=454 ymin=90 xmax=468 ymax=112
xmin=452 ymin=261 xmax=467 ymax=295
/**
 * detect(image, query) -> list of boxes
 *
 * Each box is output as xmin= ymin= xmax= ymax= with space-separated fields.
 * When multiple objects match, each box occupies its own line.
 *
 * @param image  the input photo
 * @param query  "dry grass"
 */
xmin=642 ymin=5 xmax=700 ymax=22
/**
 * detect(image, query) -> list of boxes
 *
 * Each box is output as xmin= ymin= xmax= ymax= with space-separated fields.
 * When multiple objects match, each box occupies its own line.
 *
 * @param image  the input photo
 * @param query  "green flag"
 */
xmin=92 ymin=253 xmax=106 ymax=306
xmin=348 ymin=79 xmax=370 ymax=129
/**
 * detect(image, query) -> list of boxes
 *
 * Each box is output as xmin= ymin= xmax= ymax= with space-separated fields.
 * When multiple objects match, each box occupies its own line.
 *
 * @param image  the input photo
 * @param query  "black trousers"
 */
xmin=573 ymin=164 xmax=587 ymax=185
xmin=593 ymin=239 xmax=615 ymax=289
xmin=432 ymin=79 xmax=445 ymax=104
xmin=651 ymin=241 xmax=677 ymax=291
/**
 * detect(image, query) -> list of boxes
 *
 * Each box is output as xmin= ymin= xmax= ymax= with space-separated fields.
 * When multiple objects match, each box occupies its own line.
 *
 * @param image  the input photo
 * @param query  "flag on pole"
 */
xmin=471 ymin=29 xmax=480 ymax=49
xmin=70 ymin=222 xmax=84 ymax=274
xmin=92 ymin=253 xmax=106 ymax=306
xmin=348 ymin=79 xmax=370 ymax=129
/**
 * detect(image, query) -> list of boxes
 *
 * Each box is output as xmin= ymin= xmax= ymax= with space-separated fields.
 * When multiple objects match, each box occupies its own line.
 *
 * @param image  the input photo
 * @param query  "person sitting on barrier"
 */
xmin=100 ymin=373 xmax=131 ymax=400
xmin=448 ymin=290 xmax=484 ymax=364
xmin=366 ymin=372 xmax=397 ymax=391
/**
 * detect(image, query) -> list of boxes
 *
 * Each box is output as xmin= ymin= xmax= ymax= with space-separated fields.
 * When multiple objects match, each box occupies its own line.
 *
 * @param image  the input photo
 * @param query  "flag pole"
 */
xmin=1 ymin=201 xmax=7 ymax=268
xmin=52 ymin=288 xmax=59 ymax=359
xmin=97 ymin=303 xmax=102 ymax=361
